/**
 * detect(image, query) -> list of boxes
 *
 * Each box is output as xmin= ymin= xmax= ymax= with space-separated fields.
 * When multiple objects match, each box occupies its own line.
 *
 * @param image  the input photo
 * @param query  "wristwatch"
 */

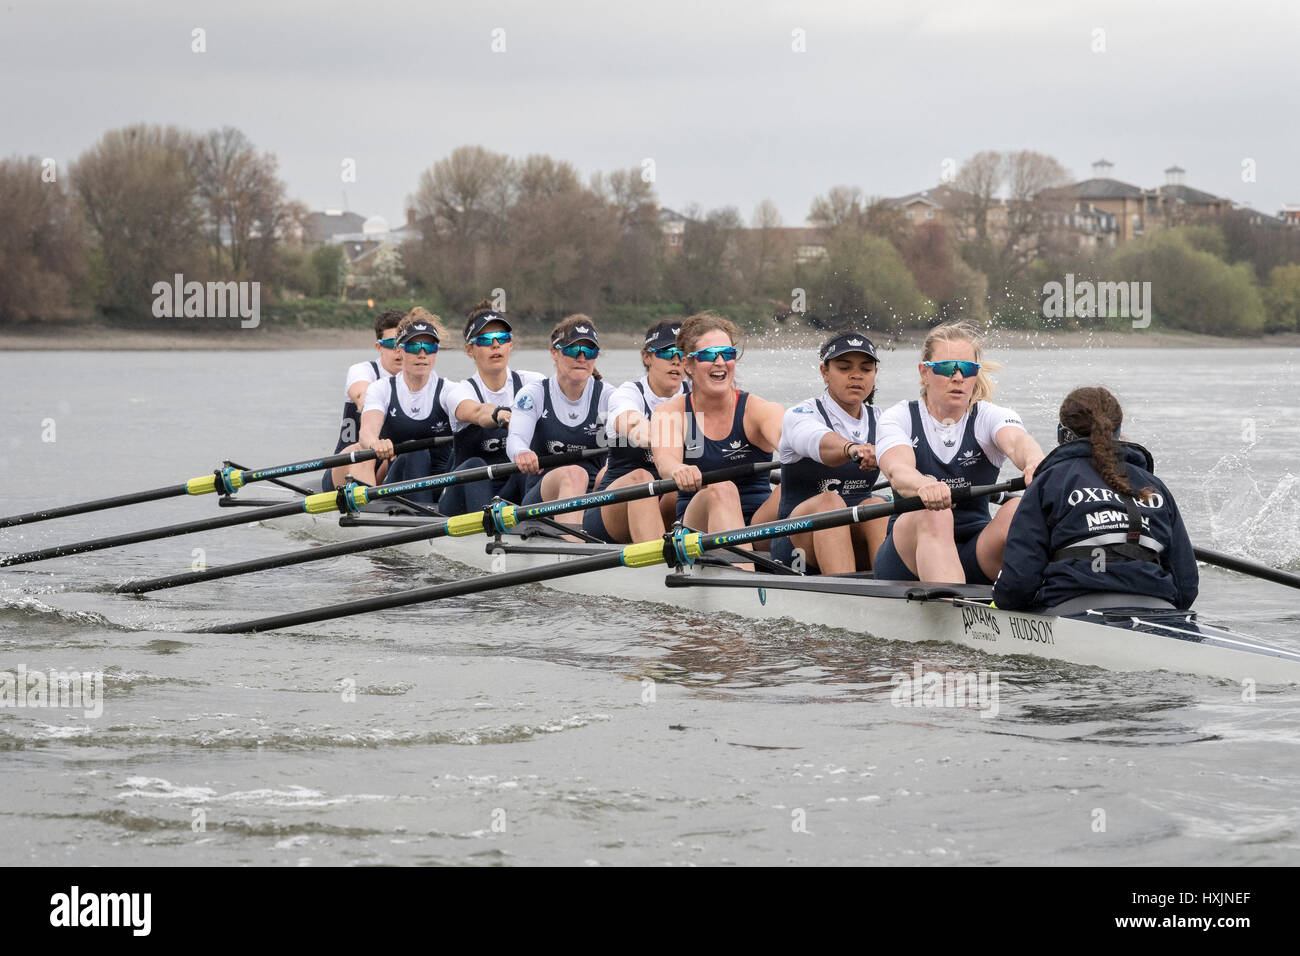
xmin=492 ymin=405 xmax=510 ymax=426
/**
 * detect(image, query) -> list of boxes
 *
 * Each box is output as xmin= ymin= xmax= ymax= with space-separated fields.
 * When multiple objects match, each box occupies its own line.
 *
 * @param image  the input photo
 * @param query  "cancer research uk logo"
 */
xmin=151 ymin=273 xmax=260 ymax=328
xmin=1041 ymin=273 xmax=1152 ymax=329
xmin=0 ymin=665 xmax=103 ymax=718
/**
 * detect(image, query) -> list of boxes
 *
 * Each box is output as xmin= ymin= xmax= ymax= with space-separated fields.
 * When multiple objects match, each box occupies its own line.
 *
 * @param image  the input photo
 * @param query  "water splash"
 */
xmin=1203 ymin=453 xmax=1300 ymax=569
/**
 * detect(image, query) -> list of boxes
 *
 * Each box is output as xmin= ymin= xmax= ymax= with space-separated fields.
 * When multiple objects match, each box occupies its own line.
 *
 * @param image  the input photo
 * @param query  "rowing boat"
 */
xmin=257 ymin=504 xmax=1300 ymax=685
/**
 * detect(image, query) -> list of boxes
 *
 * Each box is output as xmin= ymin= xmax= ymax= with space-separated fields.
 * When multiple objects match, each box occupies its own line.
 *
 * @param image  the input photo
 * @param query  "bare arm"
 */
xmin=879 ymin=445 xmax=951 ymax=510
xmin=455 ymin=398 xmax=508 ymax=429
xmin=650 ymin=396 xmax=700 ymax=491
xmin=994 ymin=427 xmax=1046 ymax=484
xmin=743 ymin=395 xmax=785 ymax=453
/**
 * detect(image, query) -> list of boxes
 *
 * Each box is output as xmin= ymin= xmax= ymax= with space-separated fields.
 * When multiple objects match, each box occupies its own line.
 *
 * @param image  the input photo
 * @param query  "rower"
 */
xmin=437 ymin=303 xmax=544 ymax=515
xmin=771 ymin=332 xmax=890 ymax=573
xmin=581 ymin=320 xmax=687 ymax=543
xmin=327 ymin=309 xmax=455 ymax=501
xmin=321 ymin=309 xmax=404 ymax=491
xmin=651 ymin=312 xmax=782 ymax=545
xmin=507 ymin=315 xmax=610 ymax=505
xmin=873 ymin=320 xmax=1044 ymax=584
xmin=992 ymin=386 xmax=1198 ymax=612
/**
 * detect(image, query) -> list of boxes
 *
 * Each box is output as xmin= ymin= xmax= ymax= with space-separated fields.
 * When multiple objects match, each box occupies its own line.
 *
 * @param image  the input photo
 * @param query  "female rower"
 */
xmin=322 ymin=309 xmax=404 ymax=490
xmin=873 ymin=320 xmax=1044 ymax=584
xmin=437 ymin=303 xmax=544 ymax=515
xmin=327 ymin=309 xmax=455 ymax=500
xmin=581 ymin=320 xmax=687 ymax=543
xmin=771 ymin=332 xmax=890 ymax=573
xmin=507 ymin=315 xmax=611 ymax=505
xmin=992 ymin=386 xmax=1198 ymax=612
xmin=651 ymin=312 xmax=782 ymax=542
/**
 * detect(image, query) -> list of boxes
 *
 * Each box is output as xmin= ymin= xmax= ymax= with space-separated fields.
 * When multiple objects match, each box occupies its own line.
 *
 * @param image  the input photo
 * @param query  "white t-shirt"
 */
xmin=362 ymin=372 xmax=456 ymax=422
xmin=443 ymin=367 xmax=545 ymax=433
xmin=604 ymin=376 xmax=683 ymax=442
xmin=344 ymin=360 xmax=381 ymax=401
xmin=506 ymin=376 xmax=613 ymax=459
xmin=875 ymin=398 xmax=1023 ymax=467
xmin=779 ymin=392 xmax=883 ymax=464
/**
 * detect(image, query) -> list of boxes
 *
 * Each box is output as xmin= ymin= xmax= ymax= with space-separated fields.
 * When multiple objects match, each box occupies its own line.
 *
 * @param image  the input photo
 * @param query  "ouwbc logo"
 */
xmin=516 ymin=393 xmax=535 ymax=411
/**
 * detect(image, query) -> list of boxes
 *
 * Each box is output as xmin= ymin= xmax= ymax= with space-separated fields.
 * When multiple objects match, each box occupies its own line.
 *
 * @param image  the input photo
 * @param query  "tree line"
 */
xmin=3 ymin=128 xmax=1299 ymax=334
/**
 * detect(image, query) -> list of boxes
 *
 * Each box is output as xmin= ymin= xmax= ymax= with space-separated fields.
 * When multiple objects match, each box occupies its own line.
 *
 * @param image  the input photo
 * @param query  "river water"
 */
xmin=1 ymin=342 xmax=1297 ymax=866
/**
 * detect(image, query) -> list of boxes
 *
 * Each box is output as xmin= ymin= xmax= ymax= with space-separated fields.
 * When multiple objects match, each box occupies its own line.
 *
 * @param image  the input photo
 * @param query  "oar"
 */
xmin=1194 ymin=546 xmax=1300 ymax=591
xmin=117 ymin=459 xmax=778 ymax=593
xmin=0 ymin=447 xmax=604 ymax=568
xmin=199 ymin=477 xmax=1024 ymax=633
xmin=0 ymin=436 xmax=454 ymax=529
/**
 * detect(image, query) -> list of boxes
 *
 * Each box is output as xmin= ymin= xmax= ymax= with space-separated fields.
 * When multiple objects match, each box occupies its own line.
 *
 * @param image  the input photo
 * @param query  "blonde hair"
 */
xmin=676 ymin=311 xmax=741 ymax=356
xmin=919 ymin=320 xmax=1000 ymax=404
xmin=398 ymin=307 xmax=448 ymax=343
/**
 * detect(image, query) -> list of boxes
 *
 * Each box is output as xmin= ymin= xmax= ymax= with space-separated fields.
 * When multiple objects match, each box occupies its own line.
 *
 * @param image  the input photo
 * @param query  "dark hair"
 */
xmin=1059 ymin=387 xmax=1154 ymax=502
xmin=463 ymin=298 xmax=497 ymax=340
xmin=375 ymin=309 xmax=405 ymax=339
xmin=550 ymin=314 xmax=602 ymax=380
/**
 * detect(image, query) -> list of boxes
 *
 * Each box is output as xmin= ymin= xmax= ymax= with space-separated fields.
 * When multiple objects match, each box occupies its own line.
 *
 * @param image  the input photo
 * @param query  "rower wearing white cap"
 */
xmin=771 ymin=332 xmax=890 ymax=573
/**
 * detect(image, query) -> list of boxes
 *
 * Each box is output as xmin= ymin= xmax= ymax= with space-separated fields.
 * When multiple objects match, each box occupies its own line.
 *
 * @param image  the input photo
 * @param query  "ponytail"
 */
xmin=1059 ymin=387 xmax=1154 ymax=502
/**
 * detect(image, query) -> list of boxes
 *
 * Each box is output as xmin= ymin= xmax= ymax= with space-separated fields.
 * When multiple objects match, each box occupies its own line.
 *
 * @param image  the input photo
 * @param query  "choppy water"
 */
xmin=2 ymin=343 xmax=1298 ymax=866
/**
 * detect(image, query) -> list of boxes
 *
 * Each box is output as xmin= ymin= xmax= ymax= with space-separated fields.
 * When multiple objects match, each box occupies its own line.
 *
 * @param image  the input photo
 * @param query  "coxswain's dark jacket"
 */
xmin=991 ymin=441 xmax=1199 ymax=610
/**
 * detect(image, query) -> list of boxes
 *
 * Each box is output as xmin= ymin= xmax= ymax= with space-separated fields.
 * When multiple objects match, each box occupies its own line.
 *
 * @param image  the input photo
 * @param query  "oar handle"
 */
xmin=1194 ymin=545 xmax=1300 ymax=591
xmin=368 ymin=446 xmax=606 ymax=499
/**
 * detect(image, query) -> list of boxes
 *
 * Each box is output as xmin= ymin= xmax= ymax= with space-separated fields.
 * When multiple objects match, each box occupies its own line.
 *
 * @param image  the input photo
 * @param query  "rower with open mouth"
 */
xmin=437 ymin=301 xmax=544 ymax=515
xmin=992 ymin=386 xmax=1199 ymax=613
xmin=327 ymin=309 xmax=456 ymax=502
xmin=873 ymin=320 xmax=1045 ymax=584
xmin=771 ymin=331 xmax=891 ymax=573
xmin=321 ymin=309 xmax=405 ymax=491
xmin=650 ymin=312 xmax=783 ymax=557
xmin=580 ymin=320 xmax=689 ymax=543
xmin=507 ymin=314 xmax=611 ymax=505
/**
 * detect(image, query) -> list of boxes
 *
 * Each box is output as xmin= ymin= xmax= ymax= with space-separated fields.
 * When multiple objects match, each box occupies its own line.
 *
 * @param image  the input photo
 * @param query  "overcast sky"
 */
xmin=5 ymin=0 xmax=1297 ymax=227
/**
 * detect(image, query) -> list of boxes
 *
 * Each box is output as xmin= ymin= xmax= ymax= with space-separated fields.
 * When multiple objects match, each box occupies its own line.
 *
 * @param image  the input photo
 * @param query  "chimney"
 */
xmin=1091 ymin=159 xmax=1114 ymax=178
xmin=1165 ymin=165 xmax=1185 ymax=186
xmin=406 ymin=207 xmax=417 ymax=228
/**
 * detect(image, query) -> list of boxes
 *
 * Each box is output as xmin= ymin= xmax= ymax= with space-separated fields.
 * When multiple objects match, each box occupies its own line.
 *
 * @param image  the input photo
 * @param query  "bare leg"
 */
xmin=976 ymin=496 xmax=1020 ymax=582
xmin=787 ymin=491 xmax=852 ymax=574
xmin=329 ymin=443 xmax=377 ymax=489
xmin=596 ymin=468 xmax=663 ymax=543
xmin=684 ymin=482 xmax=751 ymax=570
xmin=890 ymin=509 xmax=964 ymax=582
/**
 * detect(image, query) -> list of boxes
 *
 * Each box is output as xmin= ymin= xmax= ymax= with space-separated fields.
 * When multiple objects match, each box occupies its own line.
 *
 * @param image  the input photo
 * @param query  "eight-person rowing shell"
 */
xmin=651 ymin=313 xmax=783 ymax=562
xmin=772 ymin=332 xmax=891 ymax=574
xmin=582 ymin=320 xmax=688 ymax=543
xmin=992 ymin=386 xmax=1198 ymax=613
xmin=326 ymin=310 xmax=455 ymax=501
xmin=437 ymin=302 xmax=544 ymax=515
xmin=873 ymin=320 xmax=1044 ymax=585
xmin=507 ymin=315 xmax=611 ymax=505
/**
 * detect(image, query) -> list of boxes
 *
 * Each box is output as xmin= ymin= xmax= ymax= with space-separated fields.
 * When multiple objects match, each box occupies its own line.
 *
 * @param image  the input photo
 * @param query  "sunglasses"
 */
xmin=376 ymin=337 xmax=397 ymax=349
xmin=689 ymin=346 xmax=738 ymax=363
xmin=923 ymin=360 xmax=981 ymax=378
xmin=558 ymin=344 xmax=599 ymax=359
xmin=470 ymin=331 xmax=513 ymax=347
xmin=651 ymin=346 xmax=685 ymax=361
xmin=400 ymin=341 xmax=440 ymax=355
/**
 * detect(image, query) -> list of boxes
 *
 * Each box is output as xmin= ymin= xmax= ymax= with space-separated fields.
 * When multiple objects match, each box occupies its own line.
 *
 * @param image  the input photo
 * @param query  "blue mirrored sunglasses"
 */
xmin=470 ymin=331 xmax=513 ymax=347
xmin=689 ymin=345 xmax=738 ymax=363
xmin=923 ymin=360 xmax=980 ymax=378
xmin=652 ymin=346 xmax=685 ymax=361
xmin=376 ymin=337 xmax=397 ymax=349
xmin=400 ymin=341 xmax=440 ymax=355
xmin=558 ymin=344 xmax=598 ymax=359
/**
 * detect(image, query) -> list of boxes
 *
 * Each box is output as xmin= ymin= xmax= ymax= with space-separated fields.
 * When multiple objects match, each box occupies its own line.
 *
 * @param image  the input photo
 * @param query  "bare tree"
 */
xmin=0 ymin=156 xmax=87 ymax=322
xmin=592 ymin=168 xmax=662 ymax=303
xmin=808 ymin=185 xmax=864 ymax=229
xmin=72 ymin=124 xmax=205 ymax=317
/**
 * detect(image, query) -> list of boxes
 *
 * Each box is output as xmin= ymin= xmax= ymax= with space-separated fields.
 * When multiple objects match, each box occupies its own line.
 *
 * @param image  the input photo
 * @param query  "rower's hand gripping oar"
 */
xmin=0 ymin=445 xmax=601 ymax=568
xmin=119 ymin=458 xmax=779 ymax=593
xmin=199 ymin=477 xmax=1024 ymax=634
xmin=0 ymin=435 xmax=453 ymax=529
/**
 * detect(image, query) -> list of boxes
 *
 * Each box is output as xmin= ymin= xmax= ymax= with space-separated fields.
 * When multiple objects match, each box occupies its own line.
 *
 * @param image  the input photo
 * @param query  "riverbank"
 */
xmin=2 ymin=320 xmax=1298 ymax=351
